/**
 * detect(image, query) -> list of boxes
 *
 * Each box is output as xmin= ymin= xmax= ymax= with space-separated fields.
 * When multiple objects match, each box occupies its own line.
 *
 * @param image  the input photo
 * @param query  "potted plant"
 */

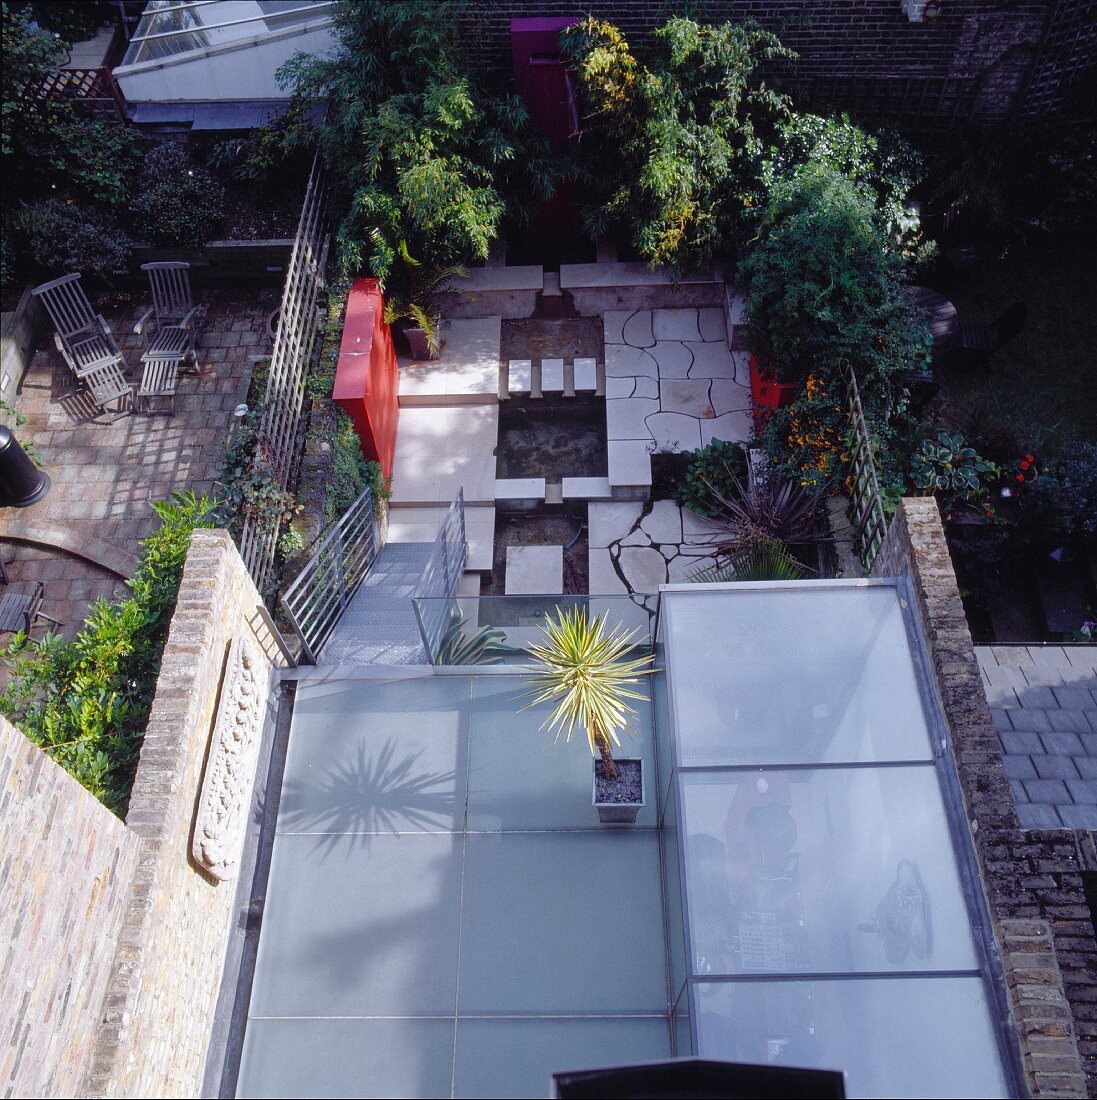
xmin=522 ymin=606 xmax=654 ymax=824
xmin=381 ymin=243 xmax=466 ymax=360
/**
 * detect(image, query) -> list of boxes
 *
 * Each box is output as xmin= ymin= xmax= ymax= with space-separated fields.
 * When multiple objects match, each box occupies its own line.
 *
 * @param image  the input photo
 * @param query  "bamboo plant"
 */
xmin=521 ymin=607 xmax=654 ymax=781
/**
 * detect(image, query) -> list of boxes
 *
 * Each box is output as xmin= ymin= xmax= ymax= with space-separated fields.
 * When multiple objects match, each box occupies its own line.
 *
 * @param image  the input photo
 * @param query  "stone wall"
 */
xmin=82 ymin=529 xmax=287 ymax=1097
xmin=872 ymin=498 xmax=1090 ymax=1097
xmin=0 ymin=718 xmax=141 ymax=1099
xmin=456 ymin=0 xmax=1081 ymax=127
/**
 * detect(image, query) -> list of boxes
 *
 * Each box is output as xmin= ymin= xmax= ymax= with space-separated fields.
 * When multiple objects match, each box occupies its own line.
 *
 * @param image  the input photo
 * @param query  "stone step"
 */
xmin=385 ymin=505 xmax=496 ymax=572
xmin=391 ymin=404 xmax=498 ymax=506
xmin=506 ymin=358 xmax=532 ymax=397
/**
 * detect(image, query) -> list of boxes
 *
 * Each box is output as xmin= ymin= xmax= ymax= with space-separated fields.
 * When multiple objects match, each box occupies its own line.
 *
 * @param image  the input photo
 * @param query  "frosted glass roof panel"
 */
xmin=662 ymin=586 xmax=933 ymax=765
xmin=123 ymin=1 xmax=334 ymax=66
xmin=693 ymin=976 xmax=1009 ymax=1099
xmin=680 ymin=765 xmax=980 ymax=975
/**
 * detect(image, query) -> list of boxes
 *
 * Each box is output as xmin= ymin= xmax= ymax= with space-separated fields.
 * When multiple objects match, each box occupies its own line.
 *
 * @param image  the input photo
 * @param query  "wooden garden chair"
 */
xmin=134 ymin=262 xmax=203 ymax=415
xmin=31 ymin=273 xmax=133 ymax=414
xmin=0 ymin=581 xmax=62 ymax=636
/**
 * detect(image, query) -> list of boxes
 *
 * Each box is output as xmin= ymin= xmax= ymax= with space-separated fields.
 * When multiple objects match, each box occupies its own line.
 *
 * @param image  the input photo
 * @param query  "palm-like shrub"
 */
xmin=688 ymin=541 xmax=807 ymax=584
xmin=522 ymin=607 xmax=653 ymax=781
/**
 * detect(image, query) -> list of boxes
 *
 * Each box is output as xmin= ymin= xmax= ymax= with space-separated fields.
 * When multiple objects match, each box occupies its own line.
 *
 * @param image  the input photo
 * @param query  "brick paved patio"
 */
xmin=0 ymin=289 xmax=273 ymax=643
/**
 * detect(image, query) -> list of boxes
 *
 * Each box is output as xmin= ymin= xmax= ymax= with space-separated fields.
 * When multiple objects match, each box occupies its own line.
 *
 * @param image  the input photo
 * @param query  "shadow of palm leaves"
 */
xmin=278 ymin=738 xmax=459 ymax=852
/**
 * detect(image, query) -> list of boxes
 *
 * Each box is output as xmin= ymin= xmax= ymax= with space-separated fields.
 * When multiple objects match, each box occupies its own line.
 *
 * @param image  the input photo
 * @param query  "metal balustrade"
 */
xmin=280 ymin=488 xmax=377 ymax=665
xmin=411 ymin=491 xmax=467 ymax=659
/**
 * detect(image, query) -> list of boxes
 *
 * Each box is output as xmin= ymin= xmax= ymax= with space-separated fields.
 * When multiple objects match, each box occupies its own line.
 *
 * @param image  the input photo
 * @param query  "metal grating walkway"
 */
xmin=319 ymin=542 xmax=432 ymax=666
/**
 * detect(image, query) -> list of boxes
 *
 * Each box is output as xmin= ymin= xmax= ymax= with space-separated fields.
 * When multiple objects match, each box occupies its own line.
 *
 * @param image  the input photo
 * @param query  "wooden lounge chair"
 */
xmin=31 ymin=273 xmax=133 ymax=414
xmin=0 ymin=581 xmax=61 ymax=636
xmin=958 ymin=301 xmax=1028 ymax=369
xmin=134 ymin=262 xmax=203 ymax=415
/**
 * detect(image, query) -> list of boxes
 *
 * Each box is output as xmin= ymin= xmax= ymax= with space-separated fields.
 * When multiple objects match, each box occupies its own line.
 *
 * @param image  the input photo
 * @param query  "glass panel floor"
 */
xmin=236 ymin=675 xmax=671 ymax=1100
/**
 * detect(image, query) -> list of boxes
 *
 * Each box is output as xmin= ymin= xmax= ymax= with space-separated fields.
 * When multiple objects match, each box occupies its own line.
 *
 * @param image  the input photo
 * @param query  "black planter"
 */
xmin=0 ymin=426 xmax=49 ymax=507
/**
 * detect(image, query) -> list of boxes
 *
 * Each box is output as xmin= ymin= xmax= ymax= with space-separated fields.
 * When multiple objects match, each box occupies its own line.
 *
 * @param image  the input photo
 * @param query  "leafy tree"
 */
xmin=277 ymin=0 xmax=557 ymax=285
xmin=562 ymin=16 xmax=795 ymax=271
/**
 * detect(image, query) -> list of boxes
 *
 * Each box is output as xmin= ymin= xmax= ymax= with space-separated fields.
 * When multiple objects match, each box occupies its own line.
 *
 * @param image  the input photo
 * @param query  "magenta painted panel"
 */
xmin=510 ymin=16 xmax=578 ymax=154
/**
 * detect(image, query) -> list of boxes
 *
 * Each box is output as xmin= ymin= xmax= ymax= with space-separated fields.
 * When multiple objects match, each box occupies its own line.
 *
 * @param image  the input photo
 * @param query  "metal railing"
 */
xmin=280 ymin=488 xmax=377 ymax=665
xmin=411 ymin=492 xmax=467 ymax=658
xmin=840 ymin=362 xmax=889 ymax=572
xmin=238 ymin=153 xmax=330 ymax=591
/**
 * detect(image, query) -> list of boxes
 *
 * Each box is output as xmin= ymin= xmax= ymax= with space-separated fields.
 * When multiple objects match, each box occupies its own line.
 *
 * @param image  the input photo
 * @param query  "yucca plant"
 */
xmin=688 ymin=539 xmax=808 ymax=583
xmin=521 ymin=607 xmax=654 ymax=781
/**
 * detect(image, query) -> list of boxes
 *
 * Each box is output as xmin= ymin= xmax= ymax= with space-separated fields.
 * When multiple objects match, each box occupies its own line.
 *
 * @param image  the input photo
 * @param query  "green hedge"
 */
xmin=0 ymin=492 xmax=217 ymax=816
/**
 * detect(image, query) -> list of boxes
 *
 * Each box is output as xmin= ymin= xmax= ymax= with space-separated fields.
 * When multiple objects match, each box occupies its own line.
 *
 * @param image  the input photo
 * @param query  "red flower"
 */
xmin=1016 ymin=474 xmax=1025 ymax=482
xmin=1025 ymin=454 xmax=1035 ymax=462
xmin=1020 ymin=460 xmax=1031 ymax=470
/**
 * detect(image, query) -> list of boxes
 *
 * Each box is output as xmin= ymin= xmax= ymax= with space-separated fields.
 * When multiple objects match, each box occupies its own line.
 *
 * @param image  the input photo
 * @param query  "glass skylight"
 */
xmin=659 ymin=582 xmax=1015 ymax=1099
xmin=121 ymin=0 xmax=334 ymax=66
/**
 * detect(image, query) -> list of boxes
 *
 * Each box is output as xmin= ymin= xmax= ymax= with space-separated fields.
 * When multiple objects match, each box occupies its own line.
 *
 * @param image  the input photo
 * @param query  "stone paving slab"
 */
xmin=603 ymin=307 xmax=749 ymax=495
xmin=0 ymin=291 xmax=271 ymax=640
xmin=977 ymin=645 xmax=1097 ymax=829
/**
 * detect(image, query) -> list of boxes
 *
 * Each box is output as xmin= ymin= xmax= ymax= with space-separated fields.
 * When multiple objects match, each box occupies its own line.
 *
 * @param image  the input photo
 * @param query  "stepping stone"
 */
xmin=660 ymin=379 xmax=715 ymax=418
xmin=605 ymin=344 xmax=659 ymax=379
xmin=505 ymin=545 xmax=563 ymax=595
xmin=602 ymin=310 xmax=632 ymax=345
xmin=607 ymin=440 xmax=652 ymax=491
xmin=495 ymin=478 xmax=546 ymax=507
xmin=652 ymin=308 xmax=701 ymax=342
xmin=649 ymin=340 xmax=693 ymax=379
xmin=588 ymin=501 xmax=644 ymax=548
xmin=562 ymin=476 xmax=613 ymax=501
xmin=589 ymin=547 xmax=627 ymax=594
xmin=508 ymin=359 xmax=532 ymax=395
xmin=398 ymin=316 xmax=501 ymax=405
xmin=573 ymin=357 xmax=598 ymax=392
xmin=540 ymin=358 xmax=564 ymax=392
xmin=686 ymin=342 xmax=736 ymax=379
xmin=709 ymin=378 xmax=752 ymax=415
xmin=646 ymin=411 xmax=703 ymax=452
xmin=640 ymin=500 xmax=683 ymax=544
xmin=698 ymin=307 xmax=726 ymax=342
xmin=622 ymin=310 xmax=655 ymax=348
xmin=607 ymin=396 xmax=659 ymax=440
xmin=619 ymin=545 xmax=668 ymax=592
xmin=701 ymin=408 xmax=752 ymax=446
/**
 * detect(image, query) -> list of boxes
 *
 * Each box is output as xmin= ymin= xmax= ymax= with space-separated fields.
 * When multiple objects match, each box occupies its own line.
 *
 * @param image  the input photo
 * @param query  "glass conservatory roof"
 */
xmin=121 ymin=0 xmax=334 ymax=67
xmin=658 ymin=582 xmax=1016 ymax=1099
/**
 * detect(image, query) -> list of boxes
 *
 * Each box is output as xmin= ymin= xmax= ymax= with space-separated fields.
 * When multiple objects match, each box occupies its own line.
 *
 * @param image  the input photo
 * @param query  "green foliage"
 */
xmin=1020 ymin=440 xmax=1097 ymax=540
xmin=47 ymin=120 xmax=144 ymax=207
xmin=0 ymin=492 xmax=217 ymax=815
xmin=208 ymin=104 xmax=316 ymax=185
xmin=521 ymin=607 xmax=654 ymax=779
xmin=327 ymin=411 xmax=389 ymax=524
xmin=278 ymin=1 xmax=556 ymax=279
xmin=31 ymin=2 xmax=108 ymax=44
xmin=132 ymin=143 xmax=225 ymax=248
xmin=1 ymin=2 xmax=68 ymax=165
xmin=674 ymin=439 xmax=749 ymax=518
xmin=217 ymin=410 xmax=297 ymax=540
xmin=435 ymin=607 xmax=506 ymax=665
xmin=759 ymin=113 xmax=926 ymax=257
xmin=562 ymin=16 xmax=794 ymax=271
xmin=688 ymin=540 xmax=807 ymax=583
xmin=380 ymin=246 xmax=467 ymax=358
xmin=908 ymin=430 xmax=999 ymax=503
xmin=13 ymin=196 xmax=132 ymax=278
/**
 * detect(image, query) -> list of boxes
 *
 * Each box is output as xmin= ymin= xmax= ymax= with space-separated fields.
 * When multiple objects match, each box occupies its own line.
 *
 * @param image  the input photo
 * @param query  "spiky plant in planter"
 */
xmin=381 ymin=243 xmax=467 ymax=359
xmin=521 ymin=607 xmax=653 ymax=782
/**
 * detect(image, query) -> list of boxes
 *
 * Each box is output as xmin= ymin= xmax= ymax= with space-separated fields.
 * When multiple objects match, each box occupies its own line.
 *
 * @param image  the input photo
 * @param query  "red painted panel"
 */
xmin=332 ymin=277 xmax=399 ymax=482
xmin=510 ymin=17 xmax=578 ymax=155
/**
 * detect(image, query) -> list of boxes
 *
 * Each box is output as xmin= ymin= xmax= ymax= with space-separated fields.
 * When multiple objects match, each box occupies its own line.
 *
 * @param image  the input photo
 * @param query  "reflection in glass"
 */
xmin=680 ymin=766 xmax=979 ymax=974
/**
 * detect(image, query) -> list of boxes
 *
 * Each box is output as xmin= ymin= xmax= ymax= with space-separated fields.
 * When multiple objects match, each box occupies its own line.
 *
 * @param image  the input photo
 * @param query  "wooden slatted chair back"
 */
xmin=142 ymin=262 xmax=193 ymax=326
xmin=31 ymin=273 xmax=97 ymax=340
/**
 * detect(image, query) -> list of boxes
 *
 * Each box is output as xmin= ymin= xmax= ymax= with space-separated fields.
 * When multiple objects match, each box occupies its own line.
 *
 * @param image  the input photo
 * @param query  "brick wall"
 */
xmin=457 ymin=0 xmax=1086 ymax=129
xmin=0 ymin=718 xmax=140 ymax=1099
xmin=81 ymin=529 xmax=286 ymax=1097
xmin=872 ymin=498 xmax=1090 ymax=1097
